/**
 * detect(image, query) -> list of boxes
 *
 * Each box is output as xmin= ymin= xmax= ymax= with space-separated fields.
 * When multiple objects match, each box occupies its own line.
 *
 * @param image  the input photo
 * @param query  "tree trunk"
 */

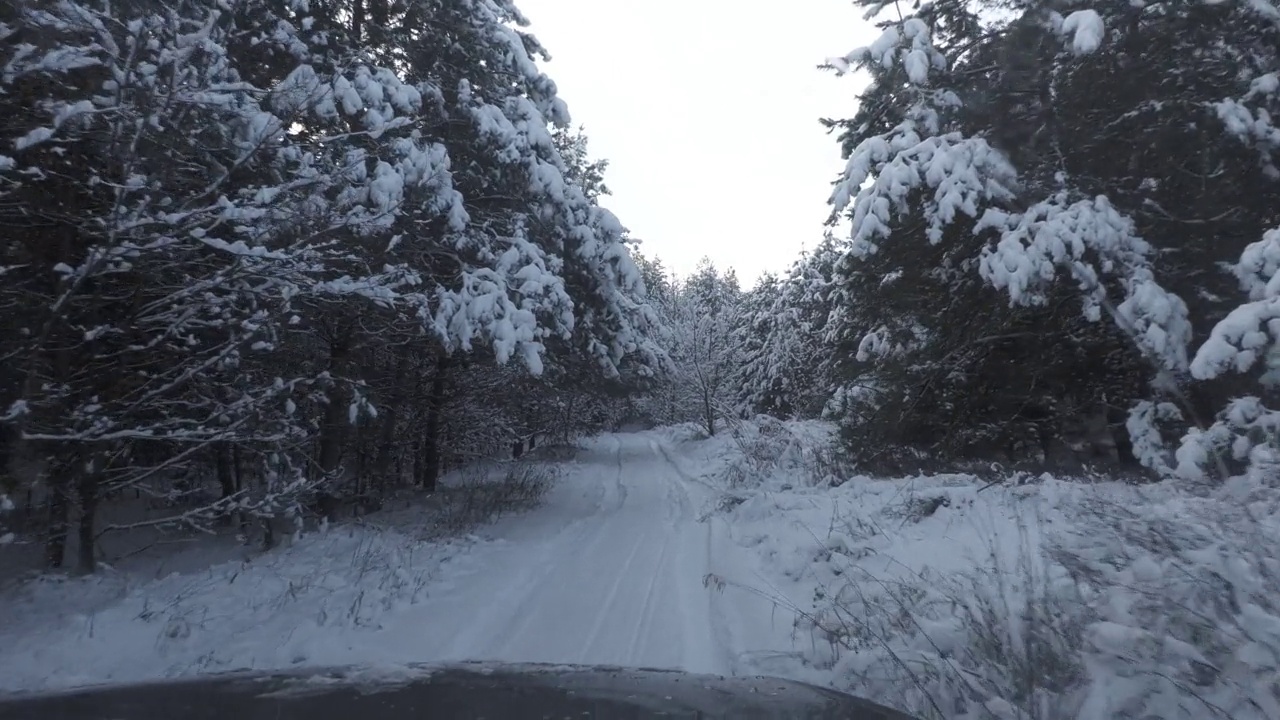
xmin=261 ymin=445 xmax=279 ymax=550
xmin=317 ymin=382 xmax=348 ymax=479
xmin=373 ymin=356 xmax=407 ymax=486
xmin=1107 ymin=405 xmax=1136 ymax=466
xmin=0 ymin=424 xmax=10 ymax=485
xmin=44 ymin=472 xmax=70 ymax=569
xmin=413 ymin=436 xmax=425 ymax=489
xmin=261 ymin=516 xmax=276 ymax=551
xmin=314 ymin=336 xmax=352 ymax=517
xmin=215 ymin=444 xmax=238 ymax=526
xmin=369 ymin=0 xmax=388 ymax=26
xmin=703 ymin=387 xmax=716 ymax=436
xmin=418 ymin=354 xmax=449 ymax=492
xmin=562 ymin=395 xmax=575 ymax=445
xmin=76 ymin=466 xmax=99 ymax=574
xmin=232 ymin=446 xmax=248 ymax=539
xmin=351 ymin=0 xmax=364 ymax=41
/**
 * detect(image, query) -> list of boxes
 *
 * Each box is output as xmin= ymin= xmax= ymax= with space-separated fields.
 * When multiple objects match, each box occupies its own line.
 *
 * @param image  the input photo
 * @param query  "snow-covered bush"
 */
xmin=719 ymin=417 xmax=846 ymax=489
xmin=800 ymin=477 xmax=1280 ymax=720
xmin=427 ymin=462 xmax=559 ymax=536
xmin=1062 ymin=479 xmax=1280 ymax=718
xmin=0 ymin=522 xmax=466 ymax=689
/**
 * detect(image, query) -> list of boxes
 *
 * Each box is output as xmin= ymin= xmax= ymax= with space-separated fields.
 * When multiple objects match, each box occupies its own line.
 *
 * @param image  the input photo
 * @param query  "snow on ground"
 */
xmin=3 ymin=421 xmax=1279 ymax=720
xmin=674 ymin=418 xmax=1280 ymax=720
xmin=0 ymin=433 xmax=743 ymax=693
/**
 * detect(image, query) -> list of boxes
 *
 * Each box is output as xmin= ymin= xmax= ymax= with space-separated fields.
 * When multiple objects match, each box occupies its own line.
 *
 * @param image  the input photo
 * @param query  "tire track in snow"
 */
xmin=575 ymin=525 xmax=650 ymax=664
xmin=651 ymin=437 xmax=739 ymax=675
xmin=480 ymin=438 xmax=629 ymax=658
xmin=624 ymin=521 xmax=673 ymax=661
xmin=438 ymin=439 xmax=622 ymax=660
xmin=576 ymin=435 xmax=673 ymax=665
xmin=420 ymin=433 xmax=733 ymax=676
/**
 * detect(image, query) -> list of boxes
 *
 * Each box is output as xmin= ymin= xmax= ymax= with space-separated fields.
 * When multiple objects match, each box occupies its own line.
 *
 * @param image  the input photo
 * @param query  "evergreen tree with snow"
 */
xmin=733 ymin=236 xmax=841 ymax=420
xmin=624 ymin=256 xmax=742 ymax=434
xmin=813 ymin=0 xmax=1280 ymax=474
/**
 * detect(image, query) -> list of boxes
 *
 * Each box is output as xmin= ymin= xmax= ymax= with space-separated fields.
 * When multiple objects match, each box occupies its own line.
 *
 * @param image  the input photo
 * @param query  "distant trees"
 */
xmin=0 ymin=0 xmax=663 ymax=571
xmin=624 ymin=256 xmax=744 ymax=435
xmin=732 ymin=238 xmax=840 ymax=421
xmin=669 ymin=260 xmax=741 ymax=435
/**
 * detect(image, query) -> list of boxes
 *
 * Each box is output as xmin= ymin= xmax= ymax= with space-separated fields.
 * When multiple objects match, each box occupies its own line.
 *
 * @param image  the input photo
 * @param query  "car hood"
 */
xmin=0 ymin=662 xmax=916 ymax=720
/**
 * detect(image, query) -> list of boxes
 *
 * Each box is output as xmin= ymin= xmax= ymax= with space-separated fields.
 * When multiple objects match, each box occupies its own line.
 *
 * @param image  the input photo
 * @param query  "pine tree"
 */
xmin=812 ymin=0 xmax=1280 ymax=474
xmin=733 ymin=236 xmax=841 ymax=420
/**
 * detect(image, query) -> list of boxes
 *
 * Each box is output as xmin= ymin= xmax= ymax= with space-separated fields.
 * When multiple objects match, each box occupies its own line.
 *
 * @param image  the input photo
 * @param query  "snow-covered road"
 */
xmin=407 ymin=433 xmax=734 ymax=674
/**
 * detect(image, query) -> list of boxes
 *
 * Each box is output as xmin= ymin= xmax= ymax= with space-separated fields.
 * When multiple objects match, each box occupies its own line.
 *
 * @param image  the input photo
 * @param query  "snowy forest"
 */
xmin=0 ymin=0 xmax=672 ymax=571
xmin=2 ymin=0 xmax=1280 ymax=718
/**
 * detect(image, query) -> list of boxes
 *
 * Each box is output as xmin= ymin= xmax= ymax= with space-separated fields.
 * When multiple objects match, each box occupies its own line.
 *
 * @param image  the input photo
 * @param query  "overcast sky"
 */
xmin=518 ymin=0 xmax=877 ymax=286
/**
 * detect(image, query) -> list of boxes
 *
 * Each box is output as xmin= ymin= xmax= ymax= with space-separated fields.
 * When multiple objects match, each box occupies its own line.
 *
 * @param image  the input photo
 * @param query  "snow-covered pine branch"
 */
xmin=976 ymin=192 xmax=1192 ymax=374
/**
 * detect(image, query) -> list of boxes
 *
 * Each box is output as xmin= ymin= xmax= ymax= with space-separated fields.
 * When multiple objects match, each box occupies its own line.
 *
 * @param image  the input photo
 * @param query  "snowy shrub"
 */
xmin=802 ymin=545 xmax=1090 ymax=720
xmin=802 ymin=478 xmax=1280 ymax=720
xmin=1061 ymin=481 xmax=1280 ymax=719
xmin=525 ymin=442 xmax=580 ymax=463
xmin=720 ymin=417 xmax=847 ymax=489
xmin=882 ymin=492 xmax=953 ymax=525
xmin=654 ymin=422 xmax=713 ymax=445
xmin=428 ymin=462 xmax=558 ymax=536
xmin=946 ymin=555 xmax=1090 ymax=720
xmin=0 ymin=524 xmax=466 ymax=688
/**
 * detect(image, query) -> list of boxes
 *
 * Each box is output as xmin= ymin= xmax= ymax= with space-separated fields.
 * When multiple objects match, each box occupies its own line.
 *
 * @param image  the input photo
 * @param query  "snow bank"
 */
xmin=0 ymin=458 xmax=563 ymax=695
xmin=0 ymin=525 xmax=481 ymax=693
xmin=700 ymin=419 xmax=1280 ymax=720
xmin=5 ymin=423 xmax=1276 ymax=720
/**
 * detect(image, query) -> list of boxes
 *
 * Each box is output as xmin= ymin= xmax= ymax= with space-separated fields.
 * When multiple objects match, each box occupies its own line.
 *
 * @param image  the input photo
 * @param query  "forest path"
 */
xmin=416 ymin=432 xmax=734 ymax=674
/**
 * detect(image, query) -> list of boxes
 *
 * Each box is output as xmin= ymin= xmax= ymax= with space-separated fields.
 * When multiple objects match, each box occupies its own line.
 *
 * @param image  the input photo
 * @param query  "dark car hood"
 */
xmin=0 ymin=662 xmax=916 ymax=720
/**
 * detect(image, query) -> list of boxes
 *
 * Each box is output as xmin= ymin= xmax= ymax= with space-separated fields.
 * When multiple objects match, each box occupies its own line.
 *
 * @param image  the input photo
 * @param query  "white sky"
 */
xmin=518 ymin=0 xmax=877 ymax=286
